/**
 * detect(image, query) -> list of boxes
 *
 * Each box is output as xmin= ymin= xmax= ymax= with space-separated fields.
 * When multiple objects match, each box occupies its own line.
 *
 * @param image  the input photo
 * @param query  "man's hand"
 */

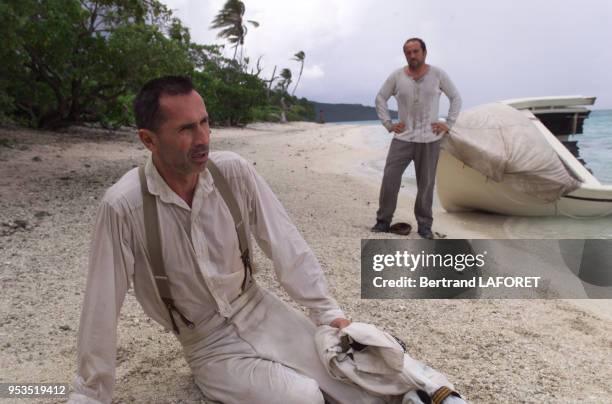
xmin=431 ymin=122 xmax=450 ymax=135
xmin=390 ymin=122 xmax=406 ymax=134
xmin=330 ymin=317 xmax=351 ymax=329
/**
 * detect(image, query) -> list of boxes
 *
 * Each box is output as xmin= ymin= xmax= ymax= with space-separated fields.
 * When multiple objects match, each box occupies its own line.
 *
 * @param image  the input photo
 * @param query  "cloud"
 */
xmin=302 ymin=65 xmax=325 ymax=80
xmin=161 ymin=0 xmax=612 ymax=108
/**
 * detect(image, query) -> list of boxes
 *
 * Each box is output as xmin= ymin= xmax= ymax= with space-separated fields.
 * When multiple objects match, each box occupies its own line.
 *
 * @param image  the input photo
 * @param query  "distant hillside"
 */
xmin=311 ymin=102 xmax=398 ymax=123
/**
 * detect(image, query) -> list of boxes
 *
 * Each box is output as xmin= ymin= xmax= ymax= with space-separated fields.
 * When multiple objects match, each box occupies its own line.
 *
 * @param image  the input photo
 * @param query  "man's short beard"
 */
xmin=409 ymin=60 xmax=423 ymax=69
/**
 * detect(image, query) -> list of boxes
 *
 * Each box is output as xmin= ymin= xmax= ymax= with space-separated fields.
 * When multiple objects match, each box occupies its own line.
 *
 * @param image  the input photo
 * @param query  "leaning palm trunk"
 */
xmin=266 ymin=66 xmax=277 ymax=100
xmin=292 ymin=63 xmax=303 ymax=96
xmin=279 ymin=97 xmax=288 ymax=123
xmin=291 ymin=51 xmax=305 ymax=96
xmin=291 ymin=71 xmax=302 ymax=96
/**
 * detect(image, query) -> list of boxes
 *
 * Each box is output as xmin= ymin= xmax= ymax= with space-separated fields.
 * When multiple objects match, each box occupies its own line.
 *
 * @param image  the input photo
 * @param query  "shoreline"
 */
xmin=325 ymin=123 xmax=612 ymax=237
xmin=1 ymin=123 xmax=610 ymax=403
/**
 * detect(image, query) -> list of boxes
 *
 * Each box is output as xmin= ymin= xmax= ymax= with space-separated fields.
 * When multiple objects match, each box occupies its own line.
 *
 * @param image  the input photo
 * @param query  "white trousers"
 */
xmin=176 ymin=284 xmax=387 ymax=404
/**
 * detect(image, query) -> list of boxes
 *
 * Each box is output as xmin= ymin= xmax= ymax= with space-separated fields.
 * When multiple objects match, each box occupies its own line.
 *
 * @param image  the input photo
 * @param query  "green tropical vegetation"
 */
xmin=0 ymin=0 xmax=315 ymax=129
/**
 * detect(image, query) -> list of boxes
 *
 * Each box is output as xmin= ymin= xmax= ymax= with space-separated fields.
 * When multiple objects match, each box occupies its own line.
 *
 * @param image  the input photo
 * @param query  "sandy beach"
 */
xmin=1 ymin=122 xmax=611 ymax=403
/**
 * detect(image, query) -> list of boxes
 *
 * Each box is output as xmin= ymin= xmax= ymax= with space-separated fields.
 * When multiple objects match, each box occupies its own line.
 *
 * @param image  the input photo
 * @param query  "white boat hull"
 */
xmin=437 ymin=150 xmax=612 ymax=218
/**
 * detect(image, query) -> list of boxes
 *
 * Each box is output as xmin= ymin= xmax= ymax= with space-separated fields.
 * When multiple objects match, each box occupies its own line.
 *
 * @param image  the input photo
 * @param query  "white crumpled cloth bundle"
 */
xmin=315 ymin=322 xmax=467 ymax=404
xmin=442 ymin=102 xmax=581 ymax=202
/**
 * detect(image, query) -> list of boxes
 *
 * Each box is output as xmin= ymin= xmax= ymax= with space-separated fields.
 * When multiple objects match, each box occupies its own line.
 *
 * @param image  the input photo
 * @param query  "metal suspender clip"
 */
xmin=241 ymin=249 xmax=252 ymax=270
xmin=162 ymin=297 xmax=195 ymax=334
xmin=240 ymin=250 xmax=252 ymax=291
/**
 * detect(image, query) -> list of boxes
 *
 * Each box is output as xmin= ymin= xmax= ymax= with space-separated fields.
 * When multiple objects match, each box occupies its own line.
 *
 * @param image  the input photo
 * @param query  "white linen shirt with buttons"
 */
xmin=72 ymin=151 xmax=344 ymax=403
xmin=375 ymin=65 xmax=462 ymax=143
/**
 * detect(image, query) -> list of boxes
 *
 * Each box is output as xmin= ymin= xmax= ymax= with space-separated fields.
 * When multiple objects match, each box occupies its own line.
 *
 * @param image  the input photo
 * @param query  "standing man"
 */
xmin=372 ymin=38 xmax=462 ymax=239
xmin=69 ymin=76 xmax=382 ymax=404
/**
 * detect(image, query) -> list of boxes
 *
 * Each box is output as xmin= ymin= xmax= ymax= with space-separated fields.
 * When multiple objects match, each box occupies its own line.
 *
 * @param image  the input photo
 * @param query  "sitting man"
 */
xmin=69 ymin=76 xmax=385 ymax=404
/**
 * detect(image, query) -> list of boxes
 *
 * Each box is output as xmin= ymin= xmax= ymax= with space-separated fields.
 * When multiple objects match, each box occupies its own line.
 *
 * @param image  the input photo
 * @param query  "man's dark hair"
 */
xmin=404 ymin=37 xmax=427 ymax=53
xmin=133 ymin=76 xmax=195 ymax=131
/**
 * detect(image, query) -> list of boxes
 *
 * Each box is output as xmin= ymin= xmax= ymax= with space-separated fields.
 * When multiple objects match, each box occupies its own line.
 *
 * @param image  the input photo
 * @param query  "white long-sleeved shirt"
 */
xmin=375 ymin=65 xmax=462 ymax=143
xmin=71 ymin=151 xmax=344 ymax=403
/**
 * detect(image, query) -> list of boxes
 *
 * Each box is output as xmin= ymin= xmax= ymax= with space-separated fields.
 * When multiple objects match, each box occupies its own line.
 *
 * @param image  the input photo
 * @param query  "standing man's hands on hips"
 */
xmin=389 ymin=122 xmax=406 ymax=134
xmin=431 ymin=122 xmax=449 ymax=135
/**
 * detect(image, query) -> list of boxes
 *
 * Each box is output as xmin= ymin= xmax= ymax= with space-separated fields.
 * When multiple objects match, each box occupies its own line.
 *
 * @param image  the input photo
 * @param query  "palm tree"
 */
xmin=278 ymin=68 xmax=292 ymax=123
xmin=279 ymin=68 xmax=292 ymax=93
xmin=291 ymin=51 xmax=305 ymax=96
xmin=210 ymin=0 xmax=259 ymax=63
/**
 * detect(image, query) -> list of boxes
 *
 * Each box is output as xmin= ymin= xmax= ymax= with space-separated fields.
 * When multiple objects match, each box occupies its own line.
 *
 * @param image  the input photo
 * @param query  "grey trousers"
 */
xmin=376 ymin=138 xmax=441 ymax=229
xmin=177 ymin=284 xmax=387 ymax=404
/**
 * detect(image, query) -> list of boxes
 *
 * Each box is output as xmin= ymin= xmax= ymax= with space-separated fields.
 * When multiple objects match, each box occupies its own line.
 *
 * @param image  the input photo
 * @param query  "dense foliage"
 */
xmin=0 ymin=0 xmax=314 ymax=129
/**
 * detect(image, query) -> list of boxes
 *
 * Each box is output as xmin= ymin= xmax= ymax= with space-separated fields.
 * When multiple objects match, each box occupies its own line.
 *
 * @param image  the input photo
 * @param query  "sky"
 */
xmin=161 ymin=0 xmax=612 ymax=110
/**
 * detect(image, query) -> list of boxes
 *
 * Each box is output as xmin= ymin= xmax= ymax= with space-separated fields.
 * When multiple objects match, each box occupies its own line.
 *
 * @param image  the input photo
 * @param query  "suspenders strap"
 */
xmin=139 ymin=166 xmax=194 ymax=333
xmin=139 ymin=166 xmax=173 ymax=300
xmin=138 ymin=161 xmax=255 ymax=333
xmin=206 ymin=160 xmax=255 ymax=291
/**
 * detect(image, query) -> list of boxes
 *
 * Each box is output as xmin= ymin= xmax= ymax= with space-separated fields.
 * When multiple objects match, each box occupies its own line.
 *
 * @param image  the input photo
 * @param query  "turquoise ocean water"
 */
xmin=575 ymin=110 xmax=612 ymax=184
xmin=338 ymin=110 xmax=612 ymax=184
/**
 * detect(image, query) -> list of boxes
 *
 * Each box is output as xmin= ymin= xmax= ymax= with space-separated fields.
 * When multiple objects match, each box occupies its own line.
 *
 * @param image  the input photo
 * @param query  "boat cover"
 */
xmin=442 ymin=102 xmax=581 ymax=202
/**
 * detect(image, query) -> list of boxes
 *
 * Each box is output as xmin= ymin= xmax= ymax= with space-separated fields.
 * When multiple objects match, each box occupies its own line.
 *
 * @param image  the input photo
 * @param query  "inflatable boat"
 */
xmin=436 ymin=96 xmax=612 ymax=217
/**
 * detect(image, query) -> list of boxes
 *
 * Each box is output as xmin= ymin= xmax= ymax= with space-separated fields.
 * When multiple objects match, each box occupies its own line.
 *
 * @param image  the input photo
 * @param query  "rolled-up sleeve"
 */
xmin=70 ymin=201 xmax=132 ymax=404
xmin=240 ymin=162 xmax=344 ymax=325
xmin=439 ymin=69 xmax=462 ymax=128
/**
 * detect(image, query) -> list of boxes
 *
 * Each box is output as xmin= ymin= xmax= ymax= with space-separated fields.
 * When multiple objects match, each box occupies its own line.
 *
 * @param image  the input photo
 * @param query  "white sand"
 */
xmin=1 ymin=122 xmax=610 ymax=403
